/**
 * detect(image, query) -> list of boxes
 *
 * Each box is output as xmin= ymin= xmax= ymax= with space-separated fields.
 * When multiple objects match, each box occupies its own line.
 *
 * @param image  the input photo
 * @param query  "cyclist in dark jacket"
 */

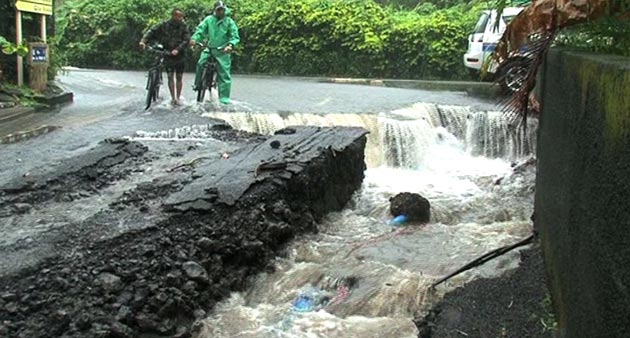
xmin=139 ymin=9 xmax=190 ymax=105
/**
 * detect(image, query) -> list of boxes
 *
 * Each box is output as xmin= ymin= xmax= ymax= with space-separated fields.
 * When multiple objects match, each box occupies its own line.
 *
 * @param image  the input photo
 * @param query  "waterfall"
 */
xmin=131 ymin=103 xmax=537 ymax=169
xmin=203 ymin=103 xmax=537 ymax=169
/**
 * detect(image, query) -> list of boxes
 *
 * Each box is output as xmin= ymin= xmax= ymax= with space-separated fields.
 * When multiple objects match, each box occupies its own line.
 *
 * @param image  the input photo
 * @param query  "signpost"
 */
xmin=15 ymin=0 xmax=53 ymax=15
xmin=14 ymin=0 xmax=53 ymax=87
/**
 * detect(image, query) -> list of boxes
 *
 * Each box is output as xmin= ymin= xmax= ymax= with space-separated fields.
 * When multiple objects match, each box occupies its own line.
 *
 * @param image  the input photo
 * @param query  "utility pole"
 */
xmin=15 ymin=8 xmax=23 ymax=86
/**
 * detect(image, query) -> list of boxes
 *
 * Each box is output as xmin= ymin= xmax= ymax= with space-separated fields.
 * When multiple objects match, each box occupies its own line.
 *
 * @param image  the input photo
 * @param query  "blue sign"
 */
xmin=32 ymin=46 xmax=47 ymax=63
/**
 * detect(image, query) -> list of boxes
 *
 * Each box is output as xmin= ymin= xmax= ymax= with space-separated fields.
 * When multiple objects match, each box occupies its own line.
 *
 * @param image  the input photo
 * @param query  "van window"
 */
xmin=473 ymin=13 xmax=490 ymax=34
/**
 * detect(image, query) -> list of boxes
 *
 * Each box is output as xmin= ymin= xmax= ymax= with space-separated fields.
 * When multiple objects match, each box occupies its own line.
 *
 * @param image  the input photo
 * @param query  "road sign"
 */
xmin=15 ymin=0 xmax=53 ymax=16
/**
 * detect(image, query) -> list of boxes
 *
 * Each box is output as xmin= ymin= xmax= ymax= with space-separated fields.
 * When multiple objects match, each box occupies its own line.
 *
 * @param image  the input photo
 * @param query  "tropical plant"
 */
xmin=0 ymin=36 xmax=28 ymax=83
xmin=0 ymin=36 xmax=29 ymax=57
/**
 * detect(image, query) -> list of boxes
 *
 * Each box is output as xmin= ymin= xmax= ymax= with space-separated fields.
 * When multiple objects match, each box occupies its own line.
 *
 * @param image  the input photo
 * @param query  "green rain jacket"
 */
xmin=191 ymin=8 xmax=240 ymax=49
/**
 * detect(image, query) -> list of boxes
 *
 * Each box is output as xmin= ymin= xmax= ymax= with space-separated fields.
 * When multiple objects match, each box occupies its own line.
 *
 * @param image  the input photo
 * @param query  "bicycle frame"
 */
xmin=144 ymin=45 xmax=170 ymax=109
xmin=195 ymin=44 xmax=224 ymax=102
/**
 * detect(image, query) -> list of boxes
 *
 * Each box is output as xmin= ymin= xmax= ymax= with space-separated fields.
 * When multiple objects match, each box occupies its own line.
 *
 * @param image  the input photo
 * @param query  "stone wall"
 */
xmin=536 ymin=49 xmax=630 ymax=338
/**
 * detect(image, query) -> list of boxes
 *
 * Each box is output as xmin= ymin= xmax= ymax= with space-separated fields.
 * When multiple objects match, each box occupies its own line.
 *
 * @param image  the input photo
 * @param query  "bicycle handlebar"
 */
xmin=146 ymin=44 xmax=172 ymax=56
xmin=193 ymin=42 xmax=227 ymax=51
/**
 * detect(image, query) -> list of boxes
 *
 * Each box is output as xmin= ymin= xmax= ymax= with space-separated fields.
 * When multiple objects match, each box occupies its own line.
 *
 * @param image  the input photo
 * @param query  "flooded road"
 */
xmin=0 ymin=69 xmax=494 ymax=186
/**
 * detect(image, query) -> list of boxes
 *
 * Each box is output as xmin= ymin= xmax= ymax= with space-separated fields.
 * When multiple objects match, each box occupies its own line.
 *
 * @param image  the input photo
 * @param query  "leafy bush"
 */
xmin=0 ymin=36 xmax=29 ymax=57
xmin=57 ymin=0 xmax=481 ymax=79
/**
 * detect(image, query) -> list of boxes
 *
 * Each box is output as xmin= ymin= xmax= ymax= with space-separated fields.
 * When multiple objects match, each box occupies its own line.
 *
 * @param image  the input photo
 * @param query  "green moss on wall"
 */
xmin=603 ymin=71 xmax=630 ymax=143
xmin=569 ymin=54 xmax=630 ymax=144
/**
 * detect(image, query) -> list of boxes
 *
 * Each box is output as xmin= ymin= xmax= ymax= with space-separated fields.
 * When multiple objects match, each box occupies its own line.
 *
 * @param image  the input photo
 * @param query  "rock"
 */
xmin=1 ymin=292 xmax=17 ymax=302
xmin=275 ymin=127 xmax=296 ymax=135
xmin=98 ymin=273 xmax=123 ymax=293
xmin=135 ymin=313 xmax=159 ymax=331
xmin=115 ymin=305 xmax=133 ymax=324
xmin=0 ymin=323 xmax=9 ymax=336
xmin=182 ymin=261 xmax=209 ymax=283
xmin=197 ymin=237 xmax=214 ymax=251
xmin=13 ymin=203 xmax=32 ymax=213
xmin=193 ymin=309 xmax=206 ymax=319
xmin=270 ymin=140 xmax=281 ymax=149
xmin=6 ymin=302 xmax=18 ymax=314
xmin=75 ymin=313 xmax=93 ymax=331
xmin=174 ymin=326 xmax=191 ymax=338
xmin=389 ymin=192 xmax=431 ymax=223
xmin=157 ymin=299 xmax=175 ymax=318
xmin=55 ymin=310 xmax=71 ymax=326
xmin=110 ymin=321 xmax=134 ymax=338
xmin=182 ymin=281 xmax=198 ymax=295
xmin=211 ymin=123 xmax=233 ymax=131
xmin=166 ymin=270 xmax=183 ymax=286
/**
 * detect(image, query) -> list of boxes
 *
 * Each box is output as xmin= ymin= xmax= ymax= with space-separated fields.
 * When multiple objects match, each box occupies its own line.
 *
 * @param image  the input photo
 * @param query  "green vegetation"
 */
xmin=0 ymin=0 xmax=621 ymax=83
xmin=541 ymin=294 xmax=558 ymax=333
xmin=0 ymin=36 xmax=29 ymax=57
xmin=55 ymin=0 xmax=484 ymax=79
xmin=555 ymin=16 xmax=630 ymax=57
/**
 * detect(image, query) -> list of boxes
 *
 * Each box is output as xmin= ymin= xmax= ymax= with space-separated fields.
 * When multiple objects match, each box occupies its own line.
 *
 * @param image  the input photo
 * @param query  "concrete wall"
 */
xmin=536 ymin=49 xmax=630 ymax=338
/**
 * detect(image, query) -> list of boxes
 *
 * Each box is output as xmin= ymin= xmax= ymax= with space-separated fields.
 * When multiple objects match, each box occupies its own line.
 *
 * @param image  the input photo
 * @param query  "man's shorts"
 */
xmin=164 ymin=56 xmax=185 ymax=74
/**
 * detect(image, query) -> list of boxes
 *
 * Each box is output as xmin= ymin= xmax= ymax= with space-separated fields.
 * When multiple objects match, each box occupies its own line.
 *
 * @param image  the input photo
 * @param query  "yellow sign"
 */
xmin=15 ymin=0 xmax=53 ymax=15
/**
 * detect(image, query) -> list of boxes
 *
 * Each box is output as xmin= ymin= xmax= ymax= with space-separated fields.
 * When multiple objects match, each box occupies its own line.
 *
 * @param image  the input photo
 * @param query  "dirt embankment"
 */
xmin=415 ymin=245 xmax=555 ymax=338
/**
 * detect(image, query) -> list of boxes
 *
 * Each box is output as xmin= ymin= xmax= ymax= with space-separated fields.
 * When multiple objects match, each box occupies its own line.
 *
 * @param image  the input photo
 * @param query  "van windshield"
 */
xmin=502 ymin=15 xmax=517 ymax=24
xmin=473 ymin=13 xmax=490 ymax=34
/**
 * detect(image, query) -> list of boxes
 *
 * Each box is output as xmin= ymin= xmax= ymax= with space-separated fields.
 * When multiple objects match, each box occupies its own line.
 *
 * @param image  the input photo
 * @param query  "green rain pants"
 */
xmin=195 ymin=48 xmax=232 ymax=104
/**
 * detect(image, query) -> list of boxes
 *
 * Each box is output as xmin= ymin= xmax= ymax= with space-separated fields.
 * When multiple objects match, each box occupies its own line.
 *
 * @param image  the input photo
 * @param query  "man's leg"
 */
xmin=194 ymin=50 xmax=211 ymax=90
xmin=215 ymin=53 xmax=232 ymax=104
xmin=167 ymin=71 xmax=176 ymax=103
xmin=175 ymin=61 xmax=184 ymax=102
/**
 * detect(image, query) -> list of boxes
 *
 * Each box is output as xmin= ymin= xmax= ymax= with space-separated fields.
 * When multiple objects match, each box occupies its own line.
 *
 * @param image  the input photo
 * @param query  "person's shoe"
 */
xmin=219 ymin=98 xmax=231 ymax=105
xmin=171 ymin=99 xmax=179 ymax=106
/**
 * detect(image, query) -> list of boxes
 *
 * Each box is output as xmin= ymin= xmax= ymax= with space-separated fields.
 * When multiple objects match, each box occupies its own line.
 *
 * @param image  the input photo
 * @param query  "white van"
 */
xmin=463 ymin=7 xmax=524 ymax=77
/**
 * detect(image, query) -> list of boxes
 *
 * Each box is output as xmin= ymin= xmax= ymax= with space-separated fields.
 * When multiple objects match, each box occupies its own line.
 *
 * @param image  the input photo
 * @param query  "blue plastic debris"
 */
xmin=390 ymin=215 xmax=408 ymax=226
xmin=291 ymin=286 xmax=328 ymax=312
xmin=292 ymin=294 xmax=315 ymax=312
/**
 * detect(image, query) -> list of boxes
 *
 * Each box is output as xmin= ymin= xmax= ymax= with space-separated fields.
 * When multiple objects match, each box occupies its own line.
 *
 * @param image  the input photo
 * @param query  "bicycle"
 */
xmin=144 ymin=44 xmax=171 ymax=110
xmin=194 ymin=44 xmax=223 ymax=103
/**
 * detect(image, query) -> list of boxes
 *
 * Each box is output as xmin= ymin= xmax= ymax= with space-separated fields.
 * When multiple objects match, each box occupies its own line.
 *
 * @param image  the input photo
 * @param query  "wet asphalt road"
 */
xmin=0 ymin=69 xmax=495 ymax=186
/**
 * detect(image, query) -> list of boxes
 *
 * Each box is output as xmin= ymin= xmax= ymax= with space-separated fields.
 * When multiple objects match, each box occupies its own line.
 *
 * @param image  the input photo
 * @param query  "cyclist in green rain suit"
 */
xmin=189 ymin=1 xmax=240 ymax=105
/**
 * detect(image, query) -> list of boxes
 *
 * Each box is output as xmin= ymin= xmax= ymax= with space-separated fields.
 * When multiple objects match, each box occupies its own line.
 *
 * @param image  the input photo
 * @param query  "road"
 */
xmin=0 ymin=69 xmax=494 ymax=186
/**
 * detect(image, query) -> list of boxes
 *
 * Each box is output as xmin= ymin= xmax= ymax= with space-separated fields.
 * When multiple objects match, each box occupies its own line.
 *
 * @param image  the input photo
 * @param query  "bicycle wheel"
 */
xmin=152 ymin=71 xmax=162 ymax=102
xmin=145 ymin=70 xmax=156 ymax=110
xmin=196 ymin=68 xmax=208 ymax=102
xmin=204 ymin=65 xmax=217 ymax=101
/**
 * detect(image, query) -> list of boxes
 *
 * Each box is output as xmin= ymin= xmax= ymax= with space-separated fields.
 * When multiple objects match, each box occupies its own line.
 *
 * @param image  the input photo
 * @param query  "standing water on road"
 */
xmin=174 ymin=103 xmax=537 ymax=338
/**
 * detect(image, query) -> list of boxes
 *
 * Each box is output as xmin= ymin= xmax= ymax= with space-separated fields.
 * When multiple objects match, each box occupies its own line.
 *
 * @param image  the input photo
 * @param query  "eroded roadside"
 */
xmin=0 ymin=125 xmax=368 ymax=338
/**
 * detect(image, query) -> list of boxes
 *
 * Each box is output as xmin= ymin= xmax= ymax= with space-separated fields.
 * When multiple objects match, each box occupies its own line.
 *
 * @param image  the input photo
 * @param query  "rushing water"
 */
xmin=133 ymin=103 xmax=537 ymax=338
